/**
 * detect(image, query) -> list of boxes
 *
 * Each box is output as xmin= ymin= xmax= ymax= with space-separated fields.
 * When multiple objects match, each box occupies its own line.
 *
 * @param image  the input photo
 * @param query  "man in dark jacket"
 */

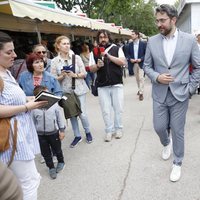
xmin=90 ymin=29 xmax=126 ymax=142
xmin=128 ymin=31 xmax=146 ymax=101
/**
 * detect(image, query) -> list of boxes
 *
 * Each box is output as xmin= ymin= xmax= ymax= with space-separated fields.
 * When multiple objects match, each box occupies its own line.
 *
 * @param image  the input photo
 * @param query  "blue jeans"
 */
xmin=70 ymin=94 xmax=90 ymax=137
xmin=98 ymin=84 xmax=124 ymax=133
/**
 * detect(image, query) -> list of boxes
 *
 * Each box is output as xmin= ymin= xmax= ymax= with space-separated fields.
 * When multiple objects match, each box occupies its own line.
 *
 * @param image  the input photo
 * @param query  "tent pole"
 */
xmin=35 ymin=21 xmax=42 ymax=43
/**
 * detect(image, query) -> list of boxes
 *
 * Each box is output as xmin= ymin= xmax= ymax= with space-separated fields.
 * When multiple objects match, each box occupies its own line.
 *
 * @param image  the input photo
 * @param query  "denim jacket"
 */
xmin=18 ymin=71 xmax=62 ymax=96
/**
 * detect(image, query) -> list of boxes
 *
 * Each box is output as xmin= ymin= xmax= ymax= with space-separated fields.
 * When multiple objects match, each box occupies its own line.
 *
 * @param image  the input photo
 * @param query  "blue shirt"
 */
xmin=0 ymin=71 xmax=40 ymax=164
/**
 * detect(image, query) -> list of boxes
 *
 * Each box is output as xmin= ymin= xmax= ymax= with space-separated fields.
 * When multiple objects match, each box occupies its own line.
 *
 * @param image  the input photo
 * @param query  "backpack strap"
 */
xmin=72 ymin=54 xmax=76 ymax=90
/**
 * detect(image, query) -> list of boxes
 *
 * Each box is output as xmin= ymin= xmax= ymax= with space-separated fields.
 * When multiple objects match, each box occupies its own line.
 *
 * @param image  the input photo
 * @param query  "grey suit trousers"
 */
xmin=153 ymin=89 xmax=189 ymax=165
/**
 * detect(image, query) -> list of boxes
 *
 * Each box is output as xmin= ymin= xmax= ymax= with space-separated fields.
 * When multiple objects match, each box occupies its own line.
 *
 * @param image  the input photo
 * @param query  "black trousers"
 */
xmin=38 ymin=131 xmax=64 ymax=169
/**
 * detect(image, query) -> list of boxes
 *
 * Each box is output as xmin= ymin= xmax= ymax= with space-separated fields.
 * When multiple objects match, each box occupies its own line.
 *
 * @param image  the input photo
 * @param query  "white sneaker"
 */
xmin=40 ymin=156 xmax=45 ymax=164
xmin=104 ymin=133 xmax=112 ymax=142
xmin=170 ymin=164 xmax=181 ymax=182
xmin=115 ymin=130 xmax=123 ymax=139
xmin=162 ymin=139 xmax=172 ymax=160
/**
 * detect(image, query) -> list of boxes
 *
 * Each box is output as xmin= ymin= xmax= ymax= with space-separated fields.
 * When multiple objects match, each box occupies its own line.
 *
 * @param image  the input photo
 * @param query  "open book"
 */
xmin=34 ymin=91 xmax=67 ymax=109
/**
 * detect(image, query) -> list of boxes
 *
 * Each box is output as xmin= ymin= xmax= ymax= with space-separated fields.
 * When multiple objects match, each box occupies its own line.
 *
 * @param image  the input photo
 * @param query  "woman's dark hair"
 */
xmin=26 ymin=53 xmax=44 ymax=73
xmin=156 ymin=4 xmax=178 ymax=18
xmin=0 ymin=31 xmax=13 ymax=50
xmin=96 ymin=29 xmax=113 ymax=44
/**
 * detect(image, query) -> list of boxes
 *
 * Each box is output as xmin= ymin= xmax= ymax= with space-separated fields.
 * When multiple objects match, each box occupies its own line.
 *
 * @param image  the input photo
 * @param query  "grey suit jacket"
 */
xmin=143 ymin=30 xmax=200 ymax=103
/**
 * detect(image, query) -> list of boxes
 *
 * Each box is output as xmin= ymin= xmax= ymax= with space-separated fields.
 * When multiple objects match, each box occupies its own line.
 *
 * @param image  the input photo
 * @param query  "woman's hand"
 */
xmin=66 ymin=71 xmax=77 ymax=78
xmin=25 ymin=100 xmax=48 ymax=111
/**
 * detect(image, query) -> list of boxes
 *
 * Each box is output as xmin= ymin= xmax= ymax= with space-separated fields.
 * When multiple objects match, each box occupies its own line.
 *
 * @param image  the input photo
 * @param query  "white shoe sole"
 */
xmin=70 ymin=138 xmax=82 ymax=148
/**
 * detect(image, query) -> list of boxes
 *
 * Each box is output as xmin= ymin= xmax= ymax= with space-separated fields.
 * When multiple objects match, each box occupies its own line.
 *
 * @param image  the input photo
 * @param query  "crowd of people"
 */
xmin=1 ymin=3 xmax=200 ymax=200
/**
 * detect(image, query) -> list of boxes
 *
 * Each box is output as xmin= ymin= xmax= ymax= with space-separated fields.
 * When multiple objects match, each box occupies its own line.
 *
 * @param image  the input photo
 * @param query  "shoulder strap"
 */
xmin=8 ymin=119 xmax=18 ymax=167
xmin=15 ymin=60 xmax=25 ymax=80
xmin=72 ymin=54 xmax=76 ymax=90
xmin=0 ymin=76 xmax=4 ymax=93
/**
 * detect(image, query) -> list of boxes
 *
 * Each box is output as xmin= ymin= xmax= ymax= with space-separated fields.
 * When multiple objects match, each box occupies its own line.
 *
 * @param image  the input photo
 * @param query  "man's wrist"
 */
xmin=156 ymin=75 xmax=160 ymax=83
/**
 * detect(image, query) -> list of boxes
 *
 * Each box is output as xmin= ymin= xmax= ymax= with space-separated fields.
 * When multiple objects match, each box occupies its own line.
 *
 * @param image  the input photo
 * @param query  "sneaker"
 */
xmin=86 ymin=132 xmax=93 ymax=143
xmin=104 ymin=133 xmax=112 ymax=142
xmin=53 ymin=156 xmax=57 ymax=164
xmin=70 ymin=137 xmax=82 ymax=148
xmin=170 ymin=164 xmax=181 ymax=182
xmin=115 ymin=130 xmax=123 ymax=139
xmin=49 ymin=168 xmax=57 ymax=179
xmin=40 ymin=156 xmax=45 ymax=164
xmin=162 ymin=139 xmax=172 ymax=160
xmin=56 ymin=162 xmax=65 ymax=173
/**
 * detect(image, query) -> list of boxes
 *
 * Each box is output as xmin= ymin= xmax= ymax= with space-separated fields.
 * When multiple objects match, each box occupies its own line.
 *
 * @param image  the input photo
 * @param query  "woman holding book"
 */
xmin=0 ymin=31 xmax=47 ymax=200
xmin=51 ymin=36 xmax=93 ymax=148
xmin=18 ymin=53 xmax=62 ymax=97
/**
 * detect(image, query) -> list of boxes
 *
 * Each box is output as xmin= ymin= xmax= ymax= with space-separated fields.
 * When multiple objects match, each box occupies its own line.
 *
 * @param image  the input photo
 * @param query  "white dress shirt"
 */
xmin=162 ymin=28 xmax=178 ymax=66
xmin=133 ymin=40 xmax=139 ymax=59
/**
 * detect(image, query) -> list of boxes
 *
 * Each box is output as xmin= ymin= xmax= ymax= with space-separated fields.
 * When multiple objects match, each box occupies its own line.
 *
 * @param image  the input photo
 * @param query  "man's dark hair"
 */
xmin=0 ymin=31 xmax=13 ymax=50
xmin=156 ymin=4 xmax=178 ymax=18
xmin=96 ymin=29 xmax=113 ymax=44
xmin=132 ymin=30 xmax=140 ymax=38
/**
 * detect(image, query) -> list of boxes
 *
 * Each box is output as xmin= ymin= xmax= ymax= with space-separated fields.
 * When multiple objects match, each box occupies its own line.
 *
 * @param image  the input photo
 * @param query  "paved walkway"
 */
xmin=37 ymin=74 xmax=200 ymax=200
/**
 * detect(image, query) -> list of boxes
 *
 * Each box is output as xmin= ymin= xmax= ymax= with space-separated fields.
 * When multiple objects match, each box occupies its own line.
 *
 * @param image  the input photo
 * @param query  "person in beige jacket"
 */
xmin=0 ymin=161 xmax=23 ymax=200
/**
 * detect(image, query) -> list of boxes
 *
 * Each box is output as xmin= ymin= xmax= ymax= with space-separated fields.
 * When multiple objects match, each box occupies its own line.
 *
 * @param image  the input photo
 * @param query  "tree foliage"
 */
xmin=54 ymin=0 xmax=160 ymax=36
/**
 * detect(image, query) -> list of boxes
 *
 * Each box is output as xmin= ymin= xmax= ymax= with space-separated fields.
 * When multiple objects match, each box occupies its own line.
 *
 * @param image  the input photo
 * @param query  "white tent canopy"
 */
xmin=0 ymin=0 xmax=132 ymax=37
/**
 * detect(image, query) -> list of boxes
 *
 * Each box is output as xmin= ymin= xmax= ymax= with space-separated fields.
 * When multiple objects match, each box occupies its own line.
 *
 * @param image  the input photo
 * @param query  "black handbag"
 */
xmin=59 ymin=55 xmax=82 ymax=119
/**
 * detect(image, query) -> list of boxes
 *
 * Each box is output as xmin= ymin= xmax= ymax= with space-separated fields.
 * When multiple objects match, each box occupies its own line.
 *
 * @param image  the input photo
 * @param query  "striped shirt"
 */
xmin=0 ymin=70 xmax=40 ymax=165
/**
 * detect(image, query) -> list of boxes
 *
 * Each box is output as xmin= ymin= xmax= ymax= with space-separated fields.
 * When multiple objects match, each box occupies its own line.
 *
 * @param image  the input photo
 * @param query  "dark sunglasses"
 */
xmin=36 ymin=51 xmax=46 ymax=54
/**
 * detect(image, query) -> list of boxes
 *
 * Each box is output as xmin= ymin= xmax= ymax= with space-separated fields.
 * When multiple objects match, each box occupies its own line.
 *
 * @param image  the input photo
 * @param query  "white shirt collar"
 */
xmin=57 ymin=50 xmax=74 ymax=62
xmin=161 ymin=28 xmax=178 ymax=40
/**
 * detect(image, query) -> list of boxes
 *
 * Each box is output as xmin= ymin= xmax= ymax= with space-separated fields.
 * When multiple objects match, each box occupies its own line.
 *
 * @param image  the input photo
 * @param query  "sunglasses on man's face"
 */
xmin=36 ymin=51 xmax=46 ymax=54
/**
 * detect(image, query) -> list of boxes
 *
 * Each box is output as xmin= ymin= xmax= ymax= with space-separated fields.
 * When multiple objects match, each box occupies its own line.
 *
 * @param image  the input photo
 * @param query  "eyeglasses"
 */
xmin=36 ymin=51 xmax=46 ymax=54
xmin=155 ymin=18 xmax=170 ymax=25
xmin=99 ymin=36 xmax=108 ymax=39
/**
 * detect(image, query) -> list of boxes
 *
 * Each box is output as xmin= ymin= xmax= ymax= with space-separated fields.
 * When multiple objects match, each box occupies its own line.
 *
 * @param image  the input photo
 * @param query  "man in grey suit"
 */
xmin=143 ymin=4 xmax=200 ymax=182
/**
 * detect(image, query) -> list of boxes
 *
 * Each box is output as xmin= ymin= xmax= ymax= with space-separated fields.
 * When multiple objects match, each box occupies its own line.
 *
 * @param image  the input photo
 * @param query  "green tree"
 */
xmin=54 ymin=0 xmax=159 ymax=36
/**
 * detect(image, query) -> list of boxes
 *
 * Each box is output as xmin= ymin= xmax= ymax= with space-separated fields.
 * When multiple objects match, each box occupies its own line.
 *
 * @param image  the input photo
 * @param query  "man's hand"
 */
xmin=59 ymin=132 xmax=65 ymax=140
xmin=130 ymin=59 xmax=136 ymax=63
xmin=136 ymin=59 xmax=142 ymax=63
xmin=97 ymin=59 xmax=104 ymax=68
xmin=157 ymin=73 xmax=174 ymax=84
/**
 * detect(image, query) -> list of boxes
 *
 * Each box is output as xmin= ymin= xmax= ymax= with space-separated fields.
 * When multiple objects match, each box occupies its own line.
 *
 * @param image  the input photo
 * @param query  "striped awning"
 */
xmin=0 ymin=0 xmax=91 ymax=28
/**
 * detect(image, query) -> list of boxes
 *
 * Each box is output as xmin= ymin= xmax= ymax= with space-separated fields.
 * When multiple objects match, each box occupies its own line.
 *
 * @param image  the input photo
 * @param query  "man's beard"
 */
xmin=99 ymin=42 xmax=107 ymax=47
xmin=159 ymin=26 xmax=172 ymax=36
xmin=99 ymin=42 xmax=111 ymax=48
